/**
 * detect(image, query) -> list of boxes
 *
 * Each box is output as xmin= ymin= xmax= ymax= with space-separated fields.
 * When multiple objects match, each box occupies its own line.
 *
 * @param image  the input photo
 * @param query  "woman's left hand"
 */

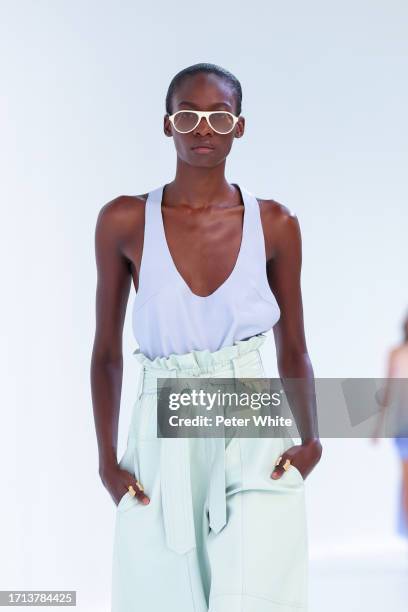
xmin=270 ymin=438 xmax=322 ymax=481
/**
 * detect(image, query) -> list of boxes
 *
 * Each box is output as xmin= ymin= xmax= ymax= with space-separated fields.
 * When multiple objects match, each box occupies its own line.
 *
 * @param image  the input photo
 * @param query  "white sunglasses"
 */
xmin=168 ymin=110 xmax=239 ymax=134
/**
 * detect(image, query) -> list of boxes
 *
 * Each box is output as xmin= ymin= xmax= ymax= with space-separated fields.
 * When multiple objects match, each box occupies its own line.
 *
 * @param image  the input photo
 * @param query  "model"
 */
xmin=373 ymin=311 xmax=408 ymax=540
xmin=91 ymin=62 xmax=322 ymax=612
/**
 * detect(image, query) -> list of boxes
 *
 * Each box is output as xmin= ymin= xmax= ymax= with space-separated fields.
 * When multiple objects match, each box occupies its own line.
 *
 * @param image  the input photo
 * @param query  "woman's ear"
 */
xmin=163 ymin=115 xmax=173 ymax=137
xmin=234 ymin=115 xmax=245 ymax=138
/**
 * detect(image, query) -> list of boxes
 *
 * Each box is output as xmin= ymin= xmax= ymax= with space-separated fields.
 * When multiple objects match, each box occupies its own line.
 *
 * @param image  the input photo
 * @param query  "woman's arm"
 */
xmin=372 ymin=348 xmax=397 ymax=442
xmin=90 ymin=197 xmax=149 ymax=505
xmin=265 ymin=205 xmax=322 ymax=479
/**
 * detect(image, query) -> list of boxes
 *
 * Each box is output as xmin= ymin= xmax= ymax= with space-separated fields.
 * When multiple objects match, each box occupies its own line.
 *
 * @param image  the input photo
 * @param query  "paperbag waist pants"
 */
xmin=111 ymin=333 xmax=308 ymax=612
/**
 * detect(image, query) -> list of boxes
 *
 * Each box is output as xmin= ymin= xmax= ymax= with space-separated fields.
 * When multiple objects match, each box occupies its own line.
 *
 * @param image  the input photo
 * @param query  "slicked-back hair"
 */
xmin=165 ymin=63 xmax=242 ymax=116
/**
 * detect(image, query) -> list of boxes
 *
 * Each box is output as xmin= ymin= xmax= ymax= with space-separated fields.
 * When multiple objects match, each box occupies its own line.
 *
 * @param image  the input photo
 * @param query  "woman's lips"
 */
xmin=191 ymin=146 xmax=215 ymax=154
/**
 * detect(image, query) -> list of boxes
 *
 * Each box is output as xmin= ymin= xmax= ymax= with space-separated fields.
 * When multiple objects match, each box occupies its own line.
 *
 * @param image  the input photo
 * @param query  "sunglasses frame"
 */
xmin=168 ymin=110 xmax=240 ymax=134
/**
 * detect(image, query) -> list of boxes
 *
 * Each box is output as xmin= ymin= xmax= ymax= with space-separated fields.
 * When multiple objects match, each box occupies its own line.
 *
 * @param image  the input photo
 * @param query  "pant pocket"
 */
xmin=116 ymin=490 xmax=140 ymax=513
xmin=289 ymin=463 xmax=305 ymax=483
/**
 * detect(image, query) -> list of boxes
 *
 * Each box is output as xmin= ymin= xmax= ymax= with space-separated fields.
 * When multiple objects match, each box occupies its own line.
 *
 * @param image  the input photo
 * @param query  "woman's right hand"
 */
xmin=99 ymin=461 xmax=150 ymax=506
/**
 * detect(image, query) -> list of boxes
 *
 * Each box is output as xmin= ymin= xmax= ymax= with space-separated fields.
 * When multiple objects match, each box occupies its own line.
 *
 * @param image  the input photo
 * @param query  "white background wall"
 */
xmin=1 ymin=1 xmax=407 ymax=610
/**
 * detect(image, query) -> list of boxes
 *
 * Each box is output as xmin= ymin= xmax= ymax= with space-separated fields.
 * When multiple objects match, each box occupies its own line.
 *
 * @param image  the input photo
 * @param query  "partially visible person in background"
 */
xmin=372 ymin=310 xmax=408 ymax=540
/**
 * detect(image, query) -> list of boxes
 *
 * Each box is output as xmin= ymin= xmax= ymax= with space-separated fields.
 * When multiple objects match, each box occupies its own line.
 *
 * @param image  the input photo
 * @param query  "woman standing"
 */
xmin=91 ymin=63 xmax=322 ymax=612
xmin=372 ymin=312 xmax=408 ymax=540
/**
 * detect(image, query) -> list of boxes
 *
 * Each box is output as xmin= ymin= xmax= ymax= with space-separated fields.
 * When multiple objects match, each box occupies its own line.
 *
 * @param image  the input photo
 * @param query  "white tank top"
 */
xmin=132 ymin=183 xmax=281 ymax=359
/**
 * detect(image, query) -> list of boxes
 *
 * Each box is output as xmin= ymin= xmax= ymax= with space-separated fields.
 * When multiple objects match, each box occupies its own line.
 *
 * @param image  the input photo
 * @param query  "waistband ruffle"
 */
xmin=132 ymin=333 xmax=267 ymax=373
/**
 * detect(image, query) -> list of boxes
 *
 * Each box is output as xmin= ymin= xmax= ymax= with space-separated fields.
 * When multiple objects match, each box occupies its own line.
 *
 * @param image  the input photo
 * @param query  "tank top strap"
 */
xmin=134 ymin=185 xmax=172 ymax=308
xmin=239 ymin=185 xmax=267 ymax=274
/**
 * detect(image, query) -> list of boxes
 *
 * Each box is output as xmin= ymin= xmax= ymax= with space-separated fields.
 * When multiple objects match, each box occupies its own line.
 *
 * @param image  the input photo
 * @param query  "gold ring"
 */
xmin=135 ymin=480 xmax=144 ymax=492
xmin=275 ymin=455 xmax=283 ymax=466
xmin=283 ymin=459 xmax=291 ymax=471
xmin=127 ymin=485 xmax=136 ymax=497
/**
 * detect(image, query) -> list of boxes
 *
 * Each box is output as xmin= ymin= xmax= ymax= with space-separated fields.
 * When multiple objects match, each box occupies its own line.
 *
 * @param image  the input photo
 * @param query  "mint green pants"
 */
xmin=111 ymin=334 xmax=308 ymax=612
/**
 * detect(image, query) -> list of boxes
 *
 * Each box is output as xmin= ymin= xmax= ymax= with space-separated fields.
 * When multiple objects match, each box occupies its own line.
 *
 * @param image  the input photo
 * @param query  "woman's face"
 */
xmin=164 ymin=72 xmax=245 ymax=167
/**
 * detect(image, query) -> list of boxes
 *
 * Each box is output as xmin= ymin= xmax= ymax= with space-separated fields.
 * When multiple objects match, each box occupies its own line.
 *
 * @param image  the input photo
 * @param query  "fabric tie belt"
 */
xmin=132 ymin=335 xmax=266 ymax=555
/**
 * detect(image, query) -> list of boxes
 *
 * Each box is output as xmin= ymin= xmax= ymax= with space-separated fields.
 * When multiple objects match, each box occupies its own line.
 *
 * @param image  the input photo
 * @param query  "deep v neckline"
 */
xmin=157 ymin=183 xmax=248 ymax=299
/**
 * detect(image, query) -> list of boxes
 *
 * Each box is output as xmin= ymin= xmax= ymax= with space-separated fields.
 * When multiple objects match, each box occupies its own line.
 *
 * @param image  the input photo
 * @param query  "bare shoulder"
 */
xmin=96 ymin=193 xmax=148 ymax=240
xmin=98 ymin=192 xmax=148 ymax=220
xmin=256 ymin=196 xmax=301 ymax=259
xmin=257 ymin=196 xmax=298 ymax=224
xmin=390 ymin=344 xmax=406 ymax=360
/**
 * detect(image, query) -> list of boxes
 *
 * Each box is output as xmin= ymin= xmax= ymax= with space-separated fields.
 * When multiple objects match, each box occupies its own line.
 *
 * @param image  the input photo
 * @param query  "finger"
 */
xmin=270 ymin=454 xmax=288 ymax=479
xmin=120 ymin=468 xmax=150 ymax=505
xmin=270 ymin=464 xmax=286 ymax=479
xmin=129 ymin=477 xmax=150 ymax=505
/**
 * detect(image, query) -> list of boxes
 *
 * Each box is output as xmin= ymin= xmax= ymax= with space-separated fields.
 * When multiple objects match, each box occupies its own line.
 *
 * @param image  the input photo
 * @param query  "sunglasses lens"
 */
xmin=172 ymin=111 xmax=198 ymax=133
xmin=209 ymin=112 xmax=235 ymax=133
